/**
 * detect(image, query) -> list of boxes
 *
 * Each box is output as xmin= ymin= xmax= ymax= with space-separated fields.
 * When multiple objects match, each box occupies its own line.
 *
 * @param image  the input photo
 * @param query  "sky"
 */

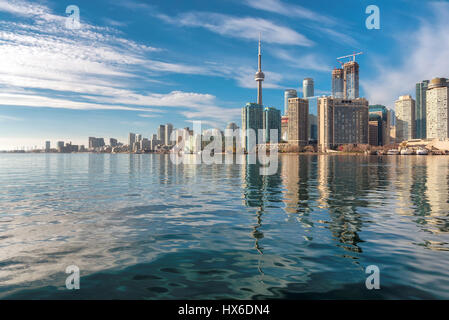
xmin=0 ymin=0 xmax=448 ymax=150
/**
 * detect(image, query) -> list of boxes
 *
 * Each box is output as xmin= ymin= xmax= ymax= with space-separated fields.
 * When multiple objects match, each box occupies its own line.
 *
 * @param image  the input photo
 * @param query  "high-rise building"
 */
xmin=369 ymin=120 xmax=379 ymax=146
xmin=136 ymin=134 xmax=142 ymax=142
xmin=89 ymin=137 xmax=105 ymax=149
xmin=318 ymin=97 xmax=369 ymax=152
xmin=165 ymin=123 xmax=173 ymax=146
xmin=263 ymin=107 xmax=281 ymax=143
xmin=128 ymin=133 xmax=136 ymax=149
xmin=395 ymin=95 xmax=415 ymax=141
xmin=241 ymin=103 xmax=264 ymax=151
xmin=57 ymin=141 xmax=65 ymax=152
xmin=45 ymin=141 xmax=50 ymax=152
xmin=284 ymin=89 xmax=297 ymax=115
xmin=287 ymin=97 xmax=309 ymax=146
xmin=254 ymin=35 xmax=265 ymax=105
xmin=281 ymin=116 xmax=288 ymax=142
xmin=302 ymin=78 xmax=314 ymax=98
xmin=109 ymin=138 xmax=118 ymax=147
xmin=306 ymin=97 xmax=318 ymax=141
xmin=157 ymin=125 xmax=165 ymax=145
xmin=369 ymin=105 xmax=390 ymax=146
xmin=343 ymin=61 xmax=359 ymax=99
xmin=416 ymin=80 xmax=429 ymax=139
xmin=426 ymin=77 xmax=449 ymax=140
xmin=332 ymin=68 xmax=344 ymax=98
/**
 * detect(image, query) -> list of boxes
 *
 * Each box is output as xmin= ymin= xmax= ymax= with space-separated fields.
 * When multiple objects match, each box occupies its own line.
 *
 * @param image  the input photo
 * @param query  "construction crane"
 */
xmin=337 ymin=52 xmax=363 ymax=63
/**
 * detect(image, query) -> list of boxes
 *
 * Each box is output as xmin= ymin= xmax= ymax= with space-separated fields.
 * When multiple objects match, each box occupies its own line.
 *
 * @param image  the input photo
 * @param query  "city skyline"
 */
xmin=1 ymin=0 xmax=449 ymax=150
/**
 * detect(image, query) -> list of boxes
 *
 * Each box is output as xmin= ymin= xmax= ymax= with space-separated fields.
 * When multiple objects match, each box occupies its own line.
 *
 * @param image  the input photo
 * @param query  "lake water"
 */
xmin=0 ymin=153 xmax=449 ymax=299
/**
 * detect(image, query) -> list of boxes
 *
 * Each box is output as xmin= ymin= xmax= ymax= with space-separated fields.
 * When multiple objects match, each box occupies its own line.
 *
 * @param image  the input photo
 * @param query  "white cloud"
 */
xmin=244 ymin=0 xmax=336 ymax=25
xmin=362 ymin=2 xmax=449 ymax=108
xmin=158 ymin=12 xmax=313 ymax=46
xmin=0 ymin=0 xmax=242 ymax=127
xmin=272 ymin=49 xmax=331 ymax=72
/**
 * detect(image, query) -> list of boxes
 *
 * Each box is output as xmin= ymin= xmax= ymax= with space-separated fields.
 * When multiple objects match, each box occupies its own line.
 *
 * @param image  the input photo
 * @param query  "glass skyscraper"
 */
xmin=415 ymin=80 xmax=429 ymax=139
xmin=241 ymin=103 xmax=264 ymax=151
xmin=284 ymin=89 xmax=297 ymax=115
xmin=263 ymin=107 xmax=281 ymax=143
xmin=302 ymin=78 xmax=314 ymax=98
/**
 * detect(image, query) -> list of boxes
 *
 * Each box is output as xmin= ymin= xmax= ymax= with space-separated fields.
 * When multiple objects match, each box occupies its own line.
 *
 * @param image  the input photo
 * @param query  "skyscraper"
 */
xmin=426 ymin=77 xmax=449 ymax=140
xmin=343 ymin=61 xmax=359 ymax=99
xmin=241 ymin=103 xmax=264 ymax=151
xmin=416 ymin=80 xmax=429 ymax=139
xmin=302 ymin=78 xmax=314 ymax=98
xmin=157 ymin=125 xmax=165 ymax=145
xmin=254 ymin=34 xmax=265 ymax=105
xmin=332 ymin=68 xmax=344 ymax=98
xmin=284 ymin=89 xmax=297 ymax=115
xmin=128 ymin=133 xmax=136 ymax=150
xmin=263 ymin=107 xmax=281 ymax=143
xmin=318 ymin=97 xmax=369 ymax=152
xmin=45 ymin=141 xmax=50 ymax=152
xmin=395 ymin=95 xmax=416 ymax=141
xmin=287 ymin=97 xmax=309 ymax=146
xmin=109 ymin=138 xmax=118 ymax=147
xmin=165 ymin=123 xmax=173 ymax=146
xmin=369 ymin=105 xmax=390 ymax=146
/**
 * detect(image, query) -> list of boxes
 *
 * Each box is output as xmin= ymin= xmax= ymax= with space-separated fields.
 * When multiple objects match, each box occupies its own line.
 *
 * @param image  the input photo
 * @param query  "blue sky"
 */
xmin=0 ymin=0 xmax=448 ymax=150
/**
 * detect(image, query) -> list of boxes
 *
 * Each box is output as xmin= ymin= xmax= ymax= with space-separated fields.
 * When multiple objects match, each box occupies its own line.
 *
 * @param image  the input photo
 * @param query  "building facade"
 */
xmin=426 ymin=77 xmax=449 ymax=140
xmin=318 ymin=97 xmax=369 ymax=152
xmin=165 ymin=123 xmax=173 ymax=146
xmin=263 ymin=107 xmax=281 ymax=143
xmin=241 ymin=103 xmax=264 ymax=151
xmin=157 ymin=125 xmax=165 ymax=145
xmin=303 ymin=78 xmax=314 ymax=98
xmin=395 ymin=95 xmax=416 ymax=141
xmin=284 ymin=89 xmax=297 ymax=115
xmin=416 ymin=80 xmax=429 ymax=139
xmin=332 ymin=68 xmax=344 ymax=98
xmin=287 ymin=98 xmax=309 ymax=146
xmin=369 ymin=105 xmax=390 ymax=146
xmin=343 ymin=61 xmax=359 ymax=99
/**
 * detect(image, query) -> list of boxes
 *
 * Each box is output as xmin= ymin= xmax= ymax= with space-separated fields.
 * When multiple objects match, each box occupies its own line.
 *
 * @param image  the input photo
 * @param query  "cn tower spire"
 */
xmin=255 ymin=33 xmax=265 ymax=105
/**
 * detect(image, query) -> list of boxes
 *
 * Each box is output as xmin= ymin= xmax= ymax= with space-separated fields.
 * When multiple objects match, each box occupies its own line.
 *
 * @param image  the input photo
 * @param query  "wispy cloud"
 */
xmin=0 ymin=114 xmax=23 ymax=122
xmin=0 ymin=0 xmax=241 ymax=126
xmin=157 ymin=11 xmax=314 ymax=46
xmin=362 ymin=2 xmax=449 ymax=107
xmin=272 ymin=49 xmax=331 ymax=72
xmin=244 ymin=0 xmax=336 ymax=25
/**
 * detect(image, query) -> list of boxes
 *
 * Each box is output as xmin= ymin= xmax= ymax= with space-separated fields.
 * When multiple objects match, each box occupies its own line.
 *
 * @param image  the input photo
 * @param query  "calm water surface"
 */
xmin=0 ymin=153 xmax=449 ymax=299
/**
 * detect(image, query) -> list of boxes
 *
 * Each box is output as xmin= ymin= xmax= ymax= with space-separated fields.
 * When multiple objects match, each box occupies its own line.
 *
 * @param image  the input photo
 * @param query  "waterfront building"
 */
xmin=45 ymin=141 xmax=50 ymax=152
xmin=128 ymin=133 xmax=136 ymax=150
xmin=241 ymin=103 xmax=264 ymax=151
xmin=89 ymin=137 xmax=105 ymax=149
xmin=343 ymin=61 xmax=359 ymax=99
xmin=303 ymin=78 xmax=314 ymax=98
xmin=287 ymin=97 xmax=309 ymax=146
xmin=426 ymin=77 xmax=449 ymax=140
xmin=57 ymin=141 xmax=64 ymax=152
xmin=389 ymin=109 xmax=397 ymax=143
xmin=284 ymin=89 xmax=297 ymax=115
xmin=136 ymin=134 xmax=142 ymax=142
xmin=109 ymin=138 xmax=118 ymax=147
xmin=395 ymin=95 xmax=415 ymax=141
xmin=332 ymin=68 xmax=344 ymax=98
xmin=318 ymin=97 xmax=369 ymax=152
xmin=157 ymin=125 xmax=165 ymax=145
xmin=263 ymin=107 xmax=281 ymax=143
xmin=416 ymin=80 xmax=429 ymax=139
xmin=281 ymin=116 xmax=288 ymax=142
xmin=307 ymin=96 xmax=318 ymax=141
xmin=165 ymin=123 xmax=173 ymax=146
xmin=369 ymin=105 xmax=390 ymax=145
xmin=369 ymin=120 xmax=379 ymax=146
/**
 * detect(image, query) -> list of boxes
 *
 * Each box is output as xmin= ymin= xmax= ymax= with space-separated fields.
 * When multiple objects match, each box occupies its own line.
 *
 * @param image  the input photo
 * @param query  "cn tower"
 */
xmin=254 ymin=34 xmax=265 ymax=105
